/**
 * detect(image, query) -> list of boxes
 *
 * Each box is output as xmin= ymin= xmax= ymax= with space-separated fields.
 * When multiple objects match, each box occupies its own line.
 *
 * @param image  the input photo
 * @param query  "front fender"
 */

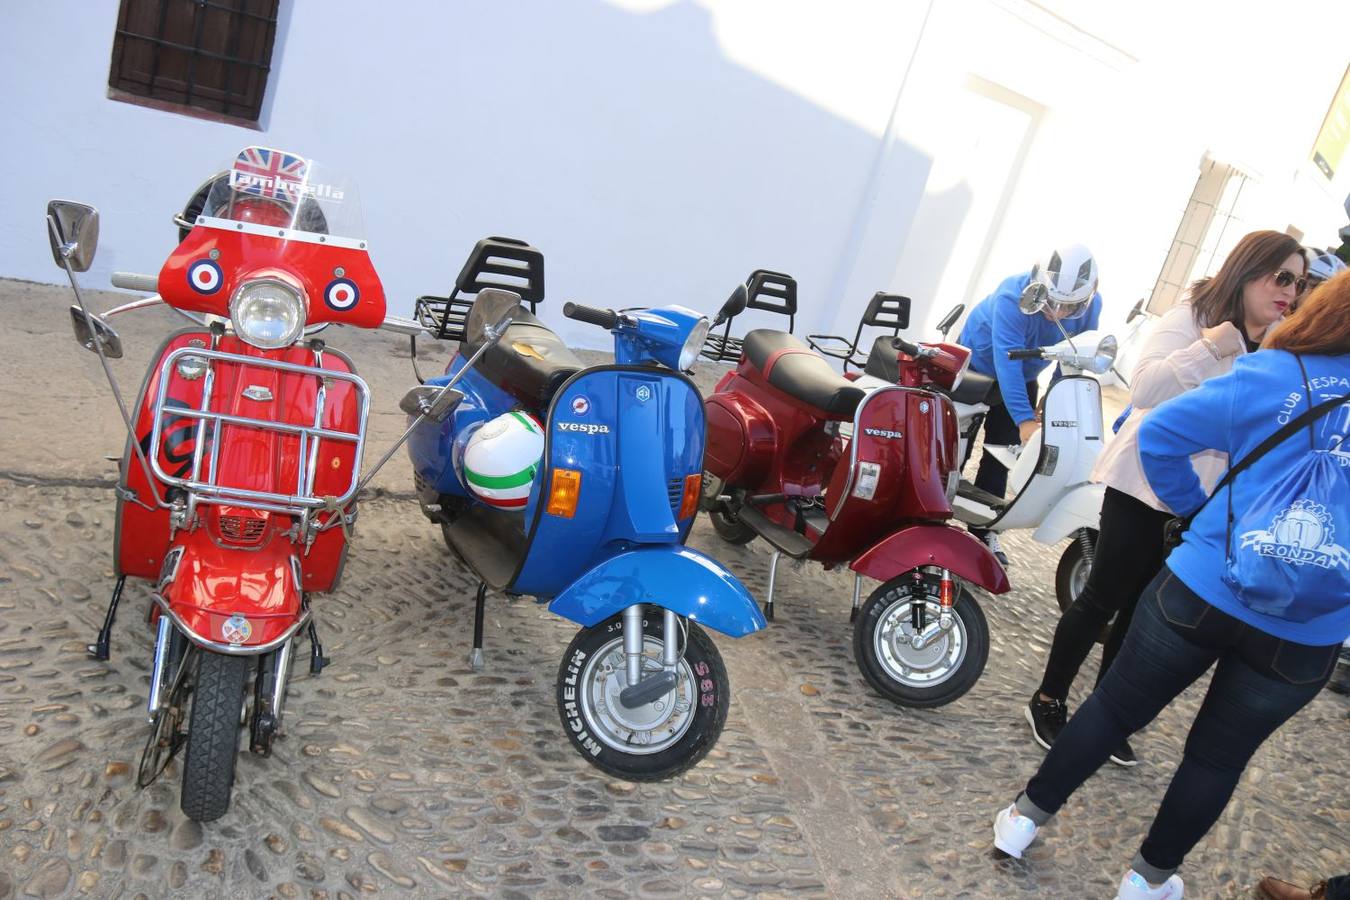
xmin=851 ymin=524 xmax=1011 ymax=594
xmin=547 ymin=546 xmax=766 ymax=637
xmin=1031 ymin=482 xmax=1104 ymax=544
xmin=161 ymin=531 xmax=305 ymax=651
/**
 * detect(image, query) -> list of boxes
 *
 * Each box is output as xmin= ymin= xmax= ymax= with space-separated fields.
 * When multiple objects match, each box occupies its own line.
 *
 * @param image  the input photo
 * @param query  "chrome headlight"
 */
xmin=678 ymin=317 xmax=710 ymax=370
xmin=230 ymin=278 xmax=306 ymax=349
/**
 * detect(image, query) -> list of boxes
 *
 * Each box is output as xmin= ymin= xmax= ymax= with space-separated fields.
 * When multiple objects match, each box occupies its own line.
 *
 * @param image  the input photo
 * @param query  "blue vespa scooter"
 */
xmin=405 ymin=243 xmax=764 ymax=780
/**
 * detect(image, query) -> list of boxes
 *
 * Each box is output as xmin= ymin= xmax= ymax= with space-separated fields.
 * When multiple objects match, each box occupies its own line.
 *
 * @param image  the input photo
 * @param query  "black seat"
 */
xmin=743 ymin=330 xmax=864 ymax=418
xmin=460 ymin=289 xmax=583 ymax=413
xmin=951 ymin=369 xmax=994 ymax=404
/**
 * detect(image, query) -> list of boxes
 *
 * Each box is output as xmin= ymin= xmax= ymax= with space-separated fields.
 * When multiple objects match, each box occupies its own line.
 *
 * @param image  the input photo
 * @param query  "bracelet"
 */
xmin=1200 ymin=337 xmax=1221 ymax=360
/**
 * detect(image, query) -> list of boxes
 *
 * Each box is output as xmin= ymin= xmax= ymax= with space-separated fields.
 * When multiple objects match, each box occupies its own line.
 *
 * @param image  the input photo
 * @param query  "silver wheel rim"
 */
xmin=578 ymin=635 xmax=696 ymax=755
xmin=1069 ymin=555 xmax=1091 ymax=602
xmin=873 ymin=593 xmax=967 ymax=688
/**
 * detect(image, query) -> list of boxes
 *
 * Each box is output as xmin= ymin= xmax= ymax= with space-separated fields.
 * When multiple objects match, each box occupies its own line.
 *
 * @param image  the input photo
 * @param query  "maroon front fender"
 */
xmin=850 ymin=524 xmax=1010 ymax=594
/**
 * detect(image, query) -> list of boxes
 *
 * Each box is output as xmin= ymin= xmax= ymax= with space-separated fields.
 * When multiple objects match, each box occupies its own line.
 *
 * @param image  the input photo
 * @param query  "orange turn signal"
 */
xmin=678 ymin=473 xmax=702 ymax=520
xmin=546 ymin=468 xmax=582 ymax=518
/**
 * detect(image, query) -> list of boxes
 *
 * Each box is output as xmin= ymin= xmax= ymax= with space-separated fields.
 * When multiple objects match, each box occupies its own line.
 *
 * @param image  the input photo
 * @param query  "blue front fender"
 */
xmin=547 ymin=546 xmax=766 ymax=638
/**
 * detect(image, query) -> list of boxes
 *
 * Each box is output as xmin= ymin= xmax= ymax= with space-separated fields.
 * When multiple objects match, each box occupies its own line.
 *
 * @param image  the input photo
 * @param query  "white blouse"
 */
xmin=1091 ymin=302 xmax=1240 ymax=513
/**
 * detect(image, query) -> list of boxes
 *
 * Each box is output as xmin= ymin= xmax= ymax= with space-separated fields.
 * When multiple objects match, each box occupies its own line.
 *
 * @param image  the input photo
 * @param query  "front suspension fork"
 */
xmin=617 ymin=604 xmax=681 ymax=709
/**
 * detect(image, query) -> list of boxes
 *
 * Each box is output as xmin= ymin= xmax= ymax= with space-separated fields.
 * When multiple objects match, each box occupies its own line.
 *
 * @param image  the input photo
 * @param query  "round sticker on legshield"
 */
xmin=572 ymin=396 xmax=590 ymax=415
xmin=189 ymin=259 xmax=223 ymax=295
xmin=324 ymin=277 xmax=360 ymax=311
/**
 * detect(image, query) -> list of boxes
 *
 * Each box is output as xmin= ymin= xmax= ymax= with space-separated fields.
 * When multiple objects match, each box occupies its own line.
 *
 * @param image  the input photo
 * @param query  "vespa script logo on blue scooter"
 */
xmin=557 ymin=421 xmax=612 ymax=435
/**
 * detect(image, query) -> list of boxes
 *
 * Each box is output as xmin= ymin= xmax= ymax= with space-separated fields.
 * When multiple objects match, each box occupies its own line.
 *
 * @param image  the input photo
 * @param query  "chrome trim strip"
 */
xmin=152 ymin=592 xmax=312 ymax=656
xmin=146 ymin=616 xmax=174 ymax=716
xmin=195 ymin=216 xmax=368 ymax=251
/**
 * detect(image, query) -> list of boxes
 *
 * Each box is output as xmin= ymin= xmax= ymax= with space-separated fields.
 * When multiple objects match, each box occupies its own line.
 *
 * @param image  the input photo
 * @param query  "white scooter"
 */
xmin=856 ymin=293 xmax=1118 ymax=611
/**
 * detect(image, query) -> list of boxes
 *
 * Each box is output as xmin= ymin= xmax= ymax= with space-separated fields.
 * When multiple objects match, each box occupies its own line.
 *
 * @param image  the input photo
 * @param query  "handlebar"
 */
xmin=112 ymin=271 xmax=159 ymax=292
xmin=563 ymin=302 xmax=621 ymax=330
xmin=891 ymin=336 xmax=937 ymax=359
xmin=1007 ymin=348 xmax=1044 ymax=360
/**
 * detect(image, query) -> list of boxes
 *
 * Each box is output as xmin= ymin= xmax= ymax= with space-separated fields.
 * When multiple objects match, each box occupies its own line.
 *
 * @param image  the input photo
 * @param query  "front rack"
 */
xmin=149 ymin=346 xmax=371 ymax=517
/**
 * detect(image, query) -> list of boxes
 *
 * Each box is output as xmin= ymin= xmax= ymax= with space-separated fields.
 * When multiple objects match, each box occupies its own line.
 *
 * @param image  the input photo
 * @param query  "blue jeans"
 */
xmin=1016 ymin=567 xmax=1338 ymax=883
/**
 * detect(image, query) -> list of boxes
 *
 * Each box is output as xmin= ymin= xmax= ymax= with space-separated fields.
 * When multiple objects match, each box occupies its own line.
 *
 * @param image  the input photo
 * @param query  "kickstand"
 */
xmin=469 ymin=581 xmax=487 ymax=671
xmin=307 ymin=620 xmax=331 ymax=675
xmin=88 ymin=575 xmax=126 ymax=661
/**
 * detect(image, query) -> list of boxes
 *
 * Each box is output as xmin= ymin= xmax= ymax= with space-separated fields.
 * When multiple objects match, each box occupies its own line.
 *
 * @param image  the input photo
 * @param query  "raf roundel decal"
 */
xmin=324 ymin=277 xmax=360 ymax=311
xmin=188 ymin=259 xmax=223 ymax=294
xmin=571 ymin=395 xmax=590 ymax=415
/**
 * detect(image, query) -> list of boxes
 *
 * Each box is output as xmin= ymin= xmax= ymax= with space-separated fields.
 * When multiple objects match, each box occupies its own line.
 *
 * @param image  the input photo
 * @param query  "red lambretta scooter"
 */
xmin=44 ymin=147 xmax=446 ymax=820
xmin=702 ymin=320 xmax=1010 ymax=707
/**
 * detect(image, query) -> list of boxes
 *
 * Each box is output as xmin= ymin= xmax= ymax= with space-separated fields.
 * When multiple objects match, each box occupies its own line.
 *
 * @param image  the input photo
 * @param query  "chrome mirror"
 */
xmin=47 ymin=201 xmax=100 ymax=272
xmin=1018 ymin=282 xmax=1047 ymax=315
xmin=399 ymin=385 xmax=464 ymax=422
xmin=69 ymin=305 xmax=123 ymax=358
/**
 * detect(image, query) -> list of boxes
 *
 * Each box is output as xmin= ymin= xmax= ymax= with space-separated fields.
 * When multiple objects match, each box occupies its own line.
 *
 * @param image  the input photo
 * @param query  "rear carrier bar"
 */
xmin=149 ymin=346 xmax=371 ymax=516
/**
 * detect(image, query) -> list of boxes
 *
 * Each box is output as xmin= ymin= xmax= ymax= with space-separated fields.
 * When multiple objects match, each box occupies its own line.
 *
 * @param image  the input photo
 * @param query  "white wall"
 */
xmin=0 ymin=0 xmax=933 ymax=348
xmin=2 ymin=0 xmax=1346 ymax=355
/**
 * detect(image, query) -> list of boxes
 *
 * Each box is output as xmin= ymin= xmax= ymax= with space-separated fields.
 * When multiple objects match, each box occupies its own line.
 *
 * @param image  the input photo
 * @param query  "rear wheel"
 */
xmin=853 ymin=571 xmax=989 ymax=708
xmin=557 ymin=612 xmax=729 ymax=781
xmin=180 ymin=651 xmax=250 ymax=822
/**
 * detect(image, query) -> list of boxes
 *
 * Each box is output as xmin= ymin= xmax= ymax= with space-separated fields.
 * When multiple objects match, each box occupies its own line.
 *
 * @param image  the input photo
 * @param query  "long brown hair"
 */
xmin=1187 ymin=230 xmax=1305 ymax=332
xmin=1265 ymin=269 xmax=1350 ymax=355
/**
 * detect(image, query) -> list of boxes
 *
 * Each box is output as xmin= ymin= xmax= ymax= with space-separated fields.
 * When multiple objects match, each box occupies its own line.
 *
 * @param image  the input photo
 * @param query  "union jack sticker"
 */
xmin=230 ymin=146 xmax=309 ymax=201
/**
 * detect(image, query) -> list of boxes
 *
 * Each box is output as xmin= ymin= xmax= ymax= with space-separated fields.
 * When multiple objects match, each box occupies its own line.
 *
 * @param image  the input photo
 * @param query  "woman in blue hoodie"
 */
xmin=989 ymin=272 xmax=1350 ymax=900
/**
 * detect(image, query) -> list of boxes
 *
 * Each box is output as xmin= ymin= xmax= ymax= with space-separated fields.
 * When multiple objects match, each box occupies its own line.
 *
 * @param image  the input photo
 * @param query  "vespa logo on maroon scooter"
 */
xmin=863 ymin=427 xmax=903 ymax=440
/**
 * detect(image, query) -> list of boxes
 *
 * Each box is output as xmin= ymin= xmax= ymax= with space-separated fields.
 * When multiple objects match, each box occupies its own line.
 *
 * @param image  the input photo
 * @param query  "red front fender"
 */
xmin=161 ymin=531 xmax=304 ymax=649
xmin=850 ymin=524 xmax=1011 ymax=594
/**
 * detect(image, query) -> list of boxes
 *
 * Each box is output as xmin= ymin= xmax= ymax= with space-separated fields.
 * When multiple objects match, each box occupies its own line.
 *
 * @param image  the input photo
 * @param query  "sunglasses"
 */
xmin=1271 ymin=269 xmax=1308 ymax=294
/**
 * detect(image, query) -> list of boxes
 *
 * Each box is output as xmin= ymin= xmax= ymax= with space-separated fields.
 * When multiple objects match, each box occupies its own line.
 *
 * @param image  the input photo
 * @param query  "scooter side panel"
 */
xmin=1031 ymin=481 xmax=1104 ymax=544
xmin=547 ymin=546 xmax=766 ymax=637
xmin=406 ymin=357 xmax=517 ymax=497
xmin=850 ymin=523 xmax=1011 ymax=594
xmin=162 ymin=530 xmax=303 ymax=648
xmin=704 ymin=393 xmax=774 ymax=484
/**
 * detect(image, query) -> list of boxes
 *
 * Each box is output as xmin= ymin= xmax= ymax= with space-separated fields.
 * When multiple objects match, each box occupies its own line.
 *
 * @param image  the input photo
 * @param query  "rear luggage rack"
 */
xmin=417 ymin=236 xmax=546 ymax=342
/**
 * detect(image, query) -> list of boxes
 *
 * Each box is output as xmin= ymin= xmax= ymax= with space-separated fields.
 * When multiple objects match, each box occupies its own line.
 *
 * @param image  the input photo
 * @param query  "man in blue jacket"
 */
xmin=958 ymin=244 xmax=1102 ymax=564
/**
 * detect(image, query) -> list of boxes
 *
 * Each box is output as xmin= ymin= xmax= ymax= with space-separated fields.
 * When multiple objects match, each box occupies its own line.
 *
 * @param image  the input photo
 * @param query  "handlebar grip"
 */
xmin=891 ymin=335 xmax=923 ymax=356
xmin=563 ymin=302 xmax=621 ymax=330
xmin=1007 ymin=348 xmax=1044 ymax=360
xmin=112 ymin=271 xmax=159 ymax=292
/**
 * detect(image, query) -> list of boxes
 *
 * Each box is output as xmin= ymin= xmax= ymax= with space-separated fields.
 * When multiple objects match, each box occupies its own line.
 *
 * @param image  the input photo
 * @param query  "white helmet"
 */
xmin=1029 ymin=243 xmax=1098 ymax=319
xmin=1306 ymin=247 xmax=1347 ymax=286
xmin=461 ymin=411 xmax=545 ymax=509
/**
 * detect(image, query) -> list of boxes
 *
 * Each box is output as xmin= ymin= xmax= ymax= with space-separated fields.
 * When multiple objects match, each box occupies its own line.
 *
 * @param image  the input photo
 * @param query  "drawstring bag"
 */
xmin=1221 ymin=358 xmax=1350 ymax=623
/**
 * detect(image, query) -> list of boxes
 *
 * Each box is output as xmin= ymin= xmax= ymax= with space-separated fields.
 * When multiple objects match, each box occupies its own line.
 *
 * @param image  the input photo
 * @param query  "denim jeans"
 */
xmin=1016 ymin=567 xmax=1338 ymax=883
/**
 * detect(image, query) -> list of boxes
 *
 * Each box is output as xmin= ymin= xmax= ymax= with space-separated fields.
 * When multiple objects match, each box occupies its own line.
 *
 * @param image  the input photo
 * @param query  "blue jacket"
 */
xmin=1139 ymin=350 xmax=1350 ymax=645
xmin=957 ymin=272 xmax=1102 ymax=424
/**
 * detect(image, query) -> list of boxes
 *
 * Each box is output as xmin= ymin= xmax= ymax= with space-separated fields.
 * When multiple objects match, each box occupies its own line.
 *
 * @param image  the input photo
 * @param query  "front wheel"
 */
xmin=557 ymin=612 xmax=729 ymax=781
xmin=852 ymin=571 xmax=989 ymax=708
xmin=180 ymin=651 xmax=250 ymax=822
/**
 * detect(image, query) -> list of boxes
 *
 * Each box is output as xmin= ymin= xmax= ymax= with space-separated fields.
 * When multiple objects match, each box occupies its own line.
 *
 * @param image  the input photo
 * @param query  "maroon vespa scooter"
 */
xmin=702 ymin=306 xmax=1010 ymax=707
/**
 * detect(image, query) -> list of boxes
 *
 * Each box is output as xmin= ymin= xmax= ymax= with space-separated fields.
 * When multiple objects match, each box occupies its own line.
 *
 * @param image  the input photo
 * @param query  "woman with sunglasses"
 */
xmin=1024 ymin=231 xmax=1306 ymax=768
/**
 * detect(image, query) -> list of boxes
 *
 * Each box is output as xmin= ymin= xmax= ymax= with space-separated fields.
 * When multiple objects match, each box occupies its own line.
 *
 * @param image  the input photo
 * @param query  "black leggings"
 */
xmin=1038 ymin=486 xmax=1173 ymax=700
xmin=968 ymin=380 xmax=1040 ymax=502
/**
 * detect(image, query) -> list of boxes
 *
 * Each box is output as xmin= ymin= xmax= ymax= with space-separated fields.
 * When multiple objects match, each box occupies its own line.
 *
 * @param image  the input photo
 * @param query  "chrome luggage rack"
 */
xmin=149 ymin=346 xmax=371 ymax=525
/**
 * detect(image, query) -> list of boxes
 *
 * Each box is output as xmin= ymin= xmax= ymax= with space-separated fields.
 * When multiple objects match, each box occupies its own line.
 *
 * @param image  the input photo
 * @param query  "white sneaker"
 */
xmin=993 ymin=803 xmax=1037 ymax=858
xmin=980 ymin=531 xmax=1011 ymax=567
xmin=1115 ymin=870 xmax=1184 ymax=899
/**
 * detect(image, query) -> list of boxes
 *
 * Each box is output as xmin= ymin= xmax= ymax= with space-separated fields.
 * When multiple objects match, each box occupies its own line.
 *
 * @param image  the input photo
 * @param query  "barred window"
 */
xmin=108 ymin=0 xmax=280 ymax=126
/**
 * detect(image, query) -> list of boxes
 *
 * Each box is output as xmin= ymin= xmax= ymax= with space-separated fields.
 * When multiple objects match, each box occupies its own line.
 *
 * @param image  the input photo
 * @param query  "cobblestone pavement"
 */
xmin=0 ymin=280 xmax=1346 ymax=898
